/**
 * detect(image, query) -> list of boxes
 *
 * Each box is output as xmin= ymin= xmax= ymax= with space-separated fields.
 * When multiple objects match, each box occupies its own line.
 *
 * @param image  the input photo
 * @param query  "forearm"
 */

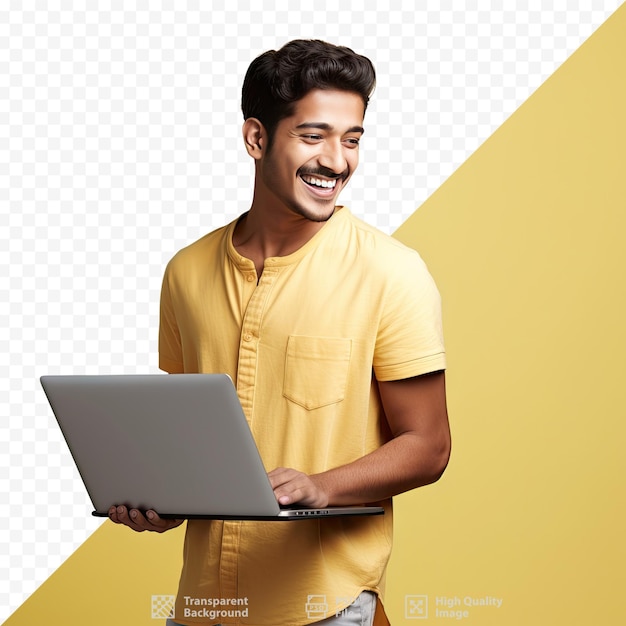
xmin=312 ymin=430 xmax=451 ymax=506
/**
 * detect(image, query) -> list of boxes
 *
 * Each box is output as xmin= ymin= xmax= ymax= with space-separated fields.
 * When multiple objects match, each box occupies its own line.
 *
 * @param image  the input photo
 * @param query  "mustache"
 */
xmin=297 ymin=165 xmax=349 ymax=182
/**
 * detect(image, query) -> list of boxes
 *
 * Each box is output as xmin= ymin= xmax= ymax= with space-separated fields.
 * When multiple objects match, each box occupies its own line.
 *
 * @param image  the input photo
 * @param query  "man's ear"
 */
xmin=242 ymin=118 xmax=266 ymax=159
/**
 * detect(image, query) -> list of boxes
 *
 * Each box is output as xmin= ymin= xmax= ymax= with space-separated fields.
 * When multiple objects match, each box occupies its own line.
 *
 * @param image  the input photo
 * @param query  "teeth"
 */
xmin=302 ymin=175 xmax=337 ymax=189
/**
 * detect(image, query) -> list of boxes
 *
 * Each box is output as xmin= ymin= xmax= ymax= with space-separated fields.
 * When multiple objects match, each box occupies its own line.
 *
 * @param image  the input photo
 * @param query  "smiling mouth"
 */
xmin=299 ymin=174 xmax=338 ymax=190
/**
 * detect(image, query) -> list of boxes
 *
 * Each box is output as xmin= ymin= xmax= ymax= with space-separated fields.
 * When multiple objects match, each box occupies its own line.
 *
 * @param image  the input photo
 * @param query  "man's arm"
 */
xmin=269 ymin=370 xmax=450 ymax=507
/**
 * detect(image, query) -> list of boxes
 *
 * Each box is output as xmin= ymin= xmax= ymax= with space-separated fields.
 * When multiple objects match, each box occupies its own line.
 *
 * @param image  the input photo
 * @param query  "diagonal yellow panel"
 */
xmin=3 ymin=522 xmax=185 ymax=625
xmin=388 ymin=4 xmax=626 ymax=626
xmin=5 ymin=7 xmax=626 ymax=626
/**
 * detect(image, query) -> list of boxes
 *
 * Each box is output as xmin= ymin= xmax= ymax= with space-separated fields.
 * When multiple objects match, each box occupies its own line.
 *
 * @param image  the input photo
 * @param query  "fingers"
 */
xmin=108 ymin=505 xmax=148 ymax=532
xmin=267 ymin=467 xmax=298 ymax=489
xmin=268 ymin=467 xmax=301 ymax=504
xmin=108 ymin=505 xmax=183 ymax=533
xmin=267 ymin=468 xmax=328 ymax=508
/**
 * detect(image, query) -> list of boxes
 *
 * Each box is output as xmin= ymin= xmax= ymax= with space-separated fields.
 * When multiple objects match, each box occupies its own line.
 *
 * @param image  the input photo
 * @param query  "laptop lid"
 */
xmin=40 ymin=374 xmax=384 ymax=521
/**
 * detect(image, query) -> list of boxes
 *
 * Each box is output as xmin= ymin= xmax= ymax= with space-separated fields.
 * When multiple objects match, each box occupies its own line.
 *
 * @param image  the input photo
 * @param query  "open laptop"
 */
xmin=40 ymin=374 xmax=384 ymax=521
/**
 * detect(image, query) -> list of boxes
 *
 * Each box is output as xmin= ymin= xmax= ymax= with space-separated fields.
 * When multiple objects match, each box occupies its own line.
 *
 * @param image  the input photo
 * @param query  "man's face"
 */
xmin=257 ymin=89 xmax=365 ymax=223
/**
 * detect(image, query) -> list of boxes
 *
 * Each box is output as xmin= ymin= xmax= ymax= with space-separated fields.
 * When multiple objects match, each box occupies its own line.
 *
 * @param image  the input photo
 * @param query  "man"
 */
xmin=110 ymin=39 xmax=450 ymax=626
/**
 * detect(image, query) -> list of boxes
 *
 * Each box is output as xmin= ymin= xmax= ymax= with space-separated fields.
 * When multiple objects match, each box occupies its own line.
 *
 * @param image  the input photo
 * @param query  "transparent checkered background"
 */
xmin=1 ymin=0 xmax=620 ymax=619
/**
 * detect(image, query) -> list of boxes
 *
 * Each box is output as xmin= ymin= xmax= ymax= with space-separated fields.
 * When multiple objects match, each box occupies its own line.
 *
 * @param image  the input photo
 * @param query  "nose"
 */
xmin=318 ymin=138 xmax=348 ymax=175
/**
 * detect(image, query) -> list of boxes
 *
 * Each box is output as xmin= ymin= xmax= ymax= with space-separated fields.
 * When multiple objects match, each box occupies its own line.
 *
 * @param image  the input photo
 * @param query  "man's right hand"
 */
xmin=108 ymin=505 xmax=184 ymax=533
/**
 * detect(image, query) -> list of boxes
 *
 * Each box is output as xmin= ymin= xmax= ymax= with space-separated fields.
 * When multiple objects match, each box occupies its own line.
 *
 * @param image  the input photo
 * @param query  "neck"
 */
xmin=233 ymin=176 xmax=339 ymax=258
xmin=234 ymin=204 xmax=332 ymax=260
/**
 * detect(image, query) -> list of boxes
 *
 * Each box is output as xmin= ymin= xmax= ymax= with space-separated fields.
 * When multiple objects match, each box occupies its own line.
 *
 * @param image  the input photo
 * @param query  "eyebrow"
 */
xmin=295 ymin=122 xmax=365 ymax=134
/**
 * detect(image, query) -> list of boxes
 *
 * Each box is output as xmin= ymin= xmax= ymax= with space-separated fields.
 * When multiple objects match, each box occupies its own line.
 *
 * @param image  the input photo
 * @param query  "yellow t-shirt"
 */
xmin=159 ymin=207 xmax=446 ymax=625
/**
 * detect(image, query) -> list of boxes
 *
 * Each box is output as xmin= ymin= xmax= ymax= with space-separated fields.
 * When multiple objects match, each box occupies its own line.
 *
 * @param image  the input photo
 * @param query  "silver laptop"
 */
xmin=40 ymin=374 xmax=384 ymax=521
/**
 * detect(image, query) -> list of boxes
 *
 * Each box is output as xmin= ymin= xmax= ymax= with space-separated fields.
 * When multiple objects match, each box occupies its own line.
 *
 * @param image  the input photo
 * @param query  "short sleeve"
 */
xmin=158 ymin=262 xmax=184 ymax=373
xmin=373 ymin=251 xmax=446 ymax=381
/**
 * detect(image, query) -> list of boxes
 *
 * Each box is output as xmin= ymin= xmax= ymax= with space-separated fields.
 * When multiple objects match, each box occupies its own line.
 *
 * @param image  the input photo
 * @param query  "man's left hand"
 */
xmin=268 ymin=467 xmax=329 ymax=508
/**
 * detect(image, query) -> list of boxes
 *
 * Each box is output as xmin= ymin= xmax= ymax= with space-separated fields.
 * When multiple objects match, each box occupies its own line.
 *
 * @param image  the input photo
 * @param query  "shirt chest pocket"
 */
xmin=283 ymin=336 xmax=352 ymax=410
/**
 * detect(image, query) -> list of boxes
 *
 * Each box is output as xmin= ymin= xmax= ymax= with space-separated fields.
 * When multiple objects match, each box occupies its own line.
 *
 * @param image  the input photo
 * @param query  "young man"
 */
xmin=110 ymin=40 xmax=450 ymax=626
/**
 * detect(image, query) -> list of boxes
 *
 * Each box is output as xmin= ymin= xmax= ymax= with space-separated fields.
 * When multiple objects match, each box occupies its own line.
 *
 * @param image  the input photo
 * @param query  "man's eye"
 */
xmin=344 ymin=138 xmax=360 ymax=147
xmin=303 ymin=134 xmax=323 ymax=141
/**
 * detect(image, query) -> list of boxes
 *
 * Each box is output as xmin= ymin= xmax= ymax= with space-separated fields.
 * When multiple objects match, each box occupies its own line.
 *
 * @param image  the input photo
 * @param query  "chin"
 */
xmin=290 ymin=199 xmax=338 ymax=223
xmin=295 ymin=207 xmax=336 ymax=222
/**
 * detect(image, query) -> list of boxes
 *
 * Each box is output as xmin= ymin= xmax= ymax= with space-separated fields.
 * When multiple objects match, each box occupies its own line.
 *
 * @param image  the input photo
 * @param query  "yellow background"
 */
xmin=388 ymin=4 xmax=626 ymax=624
xmin=5 ymin=5 xmax=626 ymax=625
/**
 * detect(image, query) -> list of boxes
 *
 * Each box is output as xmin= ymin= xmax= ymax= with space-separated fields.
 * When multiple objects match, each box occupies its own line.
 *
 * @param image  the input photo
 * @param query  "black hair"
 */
xmin=241 ymin=39 xmax=376 ymax=147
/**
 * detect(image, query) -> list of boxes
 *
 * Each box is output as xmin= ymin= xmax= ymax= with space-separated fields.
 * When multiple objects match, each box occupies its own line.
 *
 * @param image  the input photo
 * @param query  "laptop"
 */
xmin=40 ymin=374 xmax=384 ymax=521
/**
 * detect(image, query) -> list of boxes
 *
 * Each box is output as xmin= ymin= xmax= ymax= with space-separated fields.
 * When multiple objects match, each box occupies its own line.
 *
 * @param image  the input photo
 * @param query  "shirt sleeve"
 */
xmin=158 ymin=261 xmax=185 ymax=373
xmin=373 ymin=250 xmax=446 ymax=381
